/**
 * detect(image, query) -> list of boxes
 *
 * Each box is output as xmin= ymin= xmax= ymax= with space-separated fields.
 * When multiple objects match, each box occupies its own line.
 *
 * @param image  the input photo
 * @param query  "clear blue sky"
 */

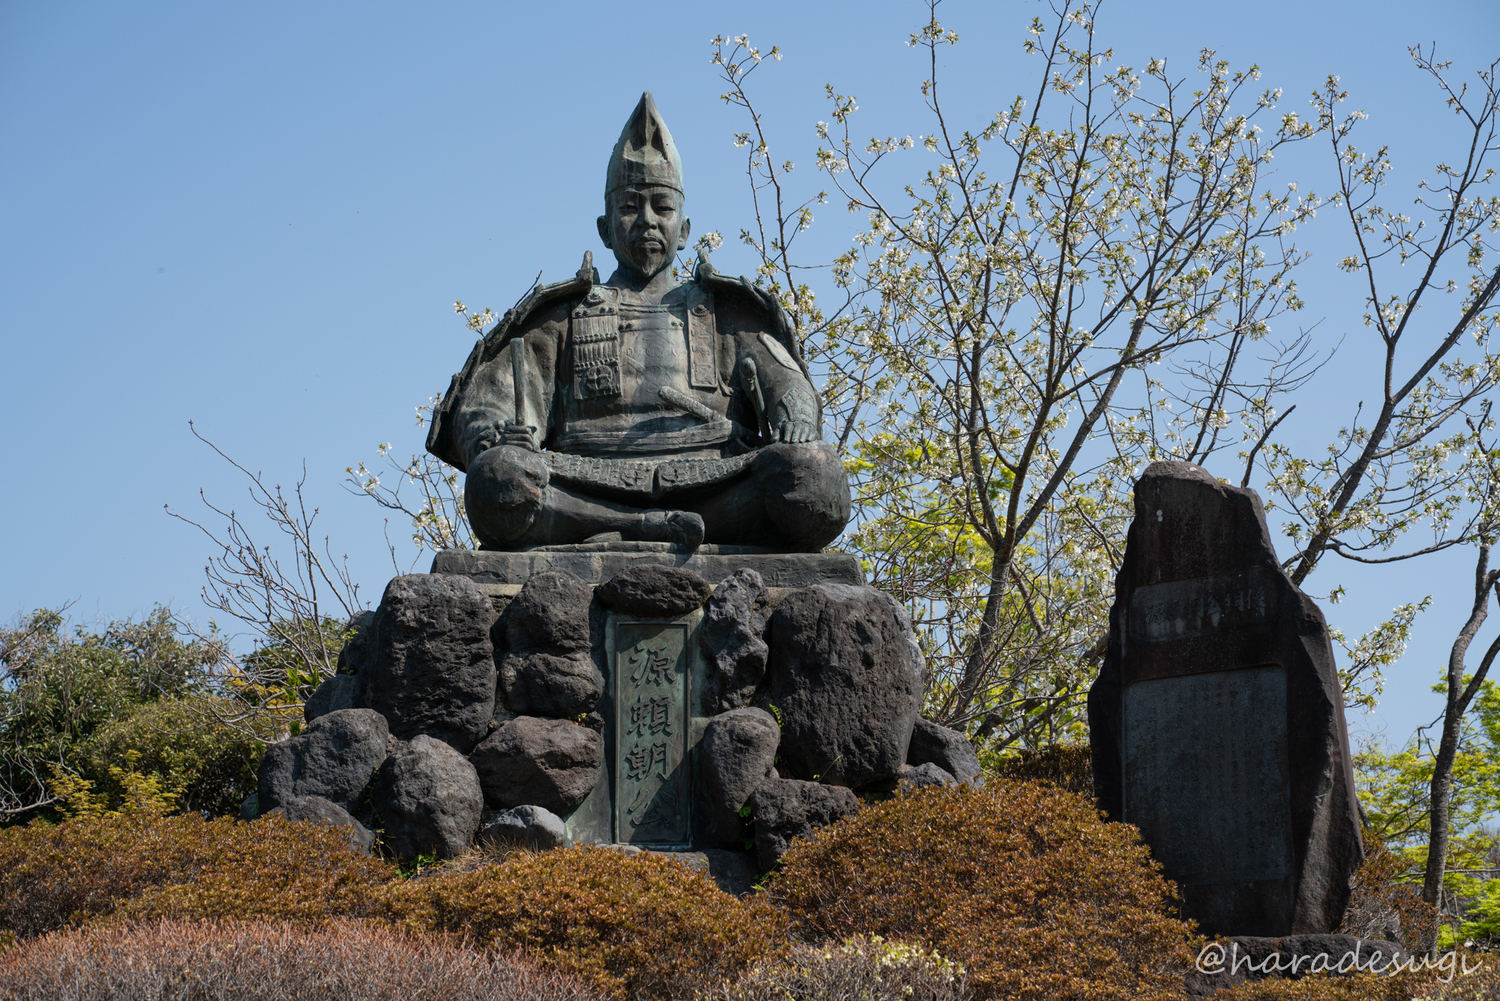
xmin=2 ymin=0 xmax=1497 ymax=748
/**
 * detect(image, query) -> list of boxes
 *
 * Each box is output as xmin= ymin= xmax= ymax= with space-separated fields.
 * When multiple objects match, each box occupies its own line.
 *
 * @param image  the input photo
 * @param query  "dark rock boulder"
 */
xmin=362 ymin=575 xmax=496 ymax=753
xmin=701 ymin=708 xmax=780 ymax=847
xmin=499 ymin=569 xmax=593 ymax=651
xmin=700 ymin=569 xmax=771 ymax=714
xmin=761 ymin=584 xmax=923 ymax=789
xmin=899 ymin=762 xmax=957 ymax=794
xmin=469 ymin=716 xmax=602 ymax=815
xmin=262 ymin=794 xmax=376 ymax=851
xmin=257 ymin=708 xmax=389 ymax=814
xmin=750 ymin=777 xmax=860 ymax=870
xmin=495 ymin=570 xmax=602 ymax=718
xmin=373 ymin=734 xmax=484 ymax=862
xmin=478 ymin=804 xmax=571 ymax=851
xmin=303 ymin=674 xmax=361 ymax=722
xmin=500 ymin=650 xmax=603 ymax=720
xmin=907 ymin=718 xmax=982 ymax=786
xmin=597 ymin=564 xmax=712 ymax=618
xmin=336 ymin=609 xmax=377 ymax=674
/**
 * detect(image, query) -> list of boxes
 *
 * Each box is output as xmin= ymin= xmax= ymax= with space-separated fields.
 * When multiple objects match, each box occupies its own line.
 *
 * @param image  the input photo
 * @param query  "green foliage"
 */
xmin=768 ymin=779 xmax=1198 ymax=1001
xmin=0 ymin=606 xmax=239 ymax=824
xmin=382 ymin=847 xmax=787 ymax=1000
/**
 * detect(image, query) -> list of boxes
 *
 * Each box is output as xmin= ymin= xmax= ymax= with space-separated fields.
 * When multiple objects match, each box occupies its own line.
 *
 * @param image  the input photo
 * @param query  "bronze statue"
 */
xmin=427 ymin=93 xmax=851 ymax=552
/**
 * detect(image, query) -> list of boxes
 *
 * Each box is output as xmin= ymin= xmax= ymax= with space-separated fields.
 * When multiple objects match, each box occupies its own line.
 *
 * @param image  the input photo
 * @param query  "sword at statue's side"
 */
xmin=740 ymin=357 xmax=772 ymax=445
xmin=507 ymin=337 xmax=537 ymax=450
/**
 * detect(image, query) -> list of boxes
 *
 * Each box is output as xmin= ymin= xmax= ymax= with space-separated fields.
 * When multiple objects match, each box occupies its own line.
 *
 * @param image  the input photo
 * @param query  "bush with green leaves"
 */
xmin=0 ymin=606 xmax=286 ymax=824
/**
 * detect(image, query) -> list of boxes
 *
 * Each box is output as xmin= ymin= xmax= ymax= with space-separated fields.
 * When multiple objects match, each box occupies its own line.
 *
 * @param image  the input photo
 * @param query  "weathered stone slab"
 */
xmin=1123 ymin=666 xmax=1293 ymax=885
xmin=1088 ymin=461 xmax=1363 ymax=937
xmin=431 ymin=545 xmax=864 ymax=588
xmin=613 ymin=618 xmax=692 ymax=846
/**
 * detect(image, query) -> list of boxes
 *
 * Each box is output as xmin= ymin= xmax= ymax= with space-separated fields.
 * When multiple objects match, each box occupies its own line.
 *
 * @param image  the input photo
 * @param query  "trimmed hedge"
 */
xmin=384 ymin=847 xmax=786 ymax=999
xmin=0 ymin=918 xmax=609 ymax=1000
xmin=769 ymin=778 xmax=1198 ymax=1001
xmin=0 ymin=812 xmax=392 ymax=939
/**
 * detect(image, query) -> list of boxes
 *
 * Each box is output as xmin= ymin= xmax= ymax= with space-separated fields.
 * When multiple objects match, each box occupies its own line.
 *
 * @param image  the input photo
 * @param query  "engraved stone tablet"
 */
xmin=1129 ymin=568 xmax=1278 ymax=643
xmin=614 ymin=619 xmax=691 ymax=845
xmin=1089 ymin=461 xmax=1364 ymax=936
xmin=1123 ymin=665 xmax=1292 ymax=885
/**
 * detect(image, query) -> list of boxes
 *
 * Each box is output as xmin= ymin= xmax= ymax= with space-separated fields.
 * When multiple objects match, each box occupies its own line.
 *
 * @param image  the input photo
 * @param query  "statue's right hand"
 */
xmin=501 ymin=422 xmax=540 ymax=453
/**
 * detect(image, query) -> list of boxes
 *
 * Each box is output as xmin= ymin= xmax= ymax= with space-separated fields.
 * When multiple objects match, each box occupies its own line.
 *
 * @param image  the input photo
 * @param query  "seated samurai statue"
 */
xmin=425 ymin=93 xmax=851 ymax=552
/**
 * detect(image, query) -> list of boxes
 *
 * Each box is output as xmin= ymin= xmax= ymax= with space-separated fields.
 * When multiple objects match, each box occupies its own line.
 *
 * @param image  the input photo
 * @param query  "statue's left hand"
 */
xmin=776 ymin=419 xmax=818 ymax=444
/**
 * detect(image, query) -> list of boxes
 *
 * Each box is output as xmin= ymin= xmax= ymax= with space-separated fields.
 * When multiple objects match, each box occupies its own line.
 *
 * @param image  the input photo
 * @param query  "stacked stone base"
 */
xmin=251 ymin=544 xmax=980 ymax=870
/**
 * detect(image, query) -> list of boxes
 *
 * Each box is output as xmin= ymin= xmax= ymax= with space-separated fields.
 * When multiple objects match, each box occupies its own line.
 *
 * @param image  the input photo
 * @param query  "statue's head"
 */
xmin=598 ymin=92 xmax=690 ymax=282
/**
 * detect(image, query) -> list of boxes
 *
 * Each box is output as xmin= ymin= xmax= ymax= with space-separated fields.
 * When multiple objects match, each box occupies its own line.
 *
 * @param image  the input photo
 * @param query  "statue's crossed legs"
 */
xmin=465 ymin=442 xmax=851 ymax=552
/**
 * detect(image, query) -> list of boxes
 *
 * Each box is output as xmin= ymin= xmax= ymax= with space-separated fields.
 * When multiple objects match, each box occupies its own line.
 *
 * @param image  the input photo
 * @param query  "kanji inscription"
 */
xmin=614 ymin=620 xmax=689 ymax=845
xmin=1122 ymin=664 xmax=1293 ymax=885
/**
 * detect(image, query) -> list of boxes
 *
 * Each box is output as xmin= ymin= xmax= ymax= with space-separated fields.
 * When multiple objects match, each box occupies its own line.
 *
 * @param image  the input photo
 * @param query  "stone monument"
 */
xmin=1087 ymin=461 xmax=1364 ymax=936
xmin=252 ymin=93 xmax=980 ymax=872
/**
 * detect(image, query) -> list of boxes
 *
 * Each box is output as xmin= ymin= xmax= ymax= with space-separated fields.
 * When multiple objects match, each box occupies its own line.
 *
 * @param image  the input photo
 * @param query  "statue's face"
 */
xmin=597 ymin=185 xmax=690 ymax=280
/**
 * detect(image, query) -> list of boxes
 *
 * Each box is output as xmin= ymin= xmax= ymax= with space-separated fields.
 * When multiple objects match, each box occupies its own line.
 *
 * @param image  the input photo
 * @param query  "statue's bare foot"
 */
xmin=640 ymin=509 xmax=705 ymax=550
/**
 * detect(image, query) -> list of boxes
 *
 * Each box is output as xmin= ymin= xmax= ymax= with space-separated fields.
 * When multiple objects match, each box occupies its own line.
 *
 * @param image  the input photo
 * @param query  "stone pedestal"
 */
xmin=431 ymin=543 xmax=863 ymax=589
xmin=433 ymin=543 xmax=877 ymax=852
xmin=1087 ymin=462 xmax=1363 ymax=936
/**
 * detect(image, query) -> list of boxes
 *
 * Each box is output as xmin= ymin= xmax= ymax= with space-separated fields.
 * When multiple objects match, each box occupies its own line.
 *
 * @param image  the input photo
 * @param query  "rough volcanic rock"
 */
xmin=750 ymin=777 xmax=860 ymax=870
xmin=761 ymin=584 xmax=923 ymax=789
xmin=478 ymin=804 xmax=571 ymax=851
xmin=700 ymin=569 xmax=772 ymax=714
xmin=701 ymin=708 xmax=781 ymax=847
xmin=499 ymin=569 xmax=593 ymax=651
xmin=303 ymin=675 xmax=361 ymax=723
xmin=336 ymin=609 xmax=377 ymax=674
xmin=597 ymin=564 xmax=712 ymax=618
xmin=262 ymin=794 xmax=376 ymax=851
xmin=362 ymin=575 xmax=496 ymax=753
xmin=372 ymin=734 xmax=483 ymax=862
xmin=907 ymin=718 xmax=982 ymax=786
xmin=257 ymin=708 xmax=389 ymax=814
xmin=899 ymin=762 xmax=957 ymax=794
xmin=469 ymin=716 xmax=602 ymax=815
xmin=500 ymin=650 xmax=603 ymax=720
xmin=1088 ymin=460 xmax=1365 ymax=936
xmin=495 ymin=570 xmax=602 ymax=718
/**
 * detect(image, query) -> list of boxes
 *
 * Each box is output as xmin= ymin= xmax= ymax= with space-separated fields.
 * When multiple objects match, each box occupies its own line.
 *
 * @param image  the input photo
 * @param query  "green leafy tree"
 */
xmin=0 ymin=606 xmax=265 ymax=825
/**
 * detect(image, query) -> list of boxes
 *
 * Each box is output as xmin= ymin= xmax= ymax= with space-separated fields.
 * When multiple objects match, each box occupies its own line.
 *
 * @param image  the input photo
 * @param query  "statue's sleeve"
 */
xmin=453 ymin=323 xmax=562 ymax=469
xmin=739 ymin=328 xmax=820 ymax=435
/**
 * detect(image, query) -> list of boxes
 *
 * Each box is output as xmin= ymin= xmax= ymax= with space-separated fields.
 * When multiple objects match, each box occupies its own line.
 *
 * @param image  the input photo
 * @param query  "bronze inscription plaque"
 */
xmin=614 ymin=619 xmax=691 ymax=846
xmin=1122 ymin=665 xmax=1292 ymax=885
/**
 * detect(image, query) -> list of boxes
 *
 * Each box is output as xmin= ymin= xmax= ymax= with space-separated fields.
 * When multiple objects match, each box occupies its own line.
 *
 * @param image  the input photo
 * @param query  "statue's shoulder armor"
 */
xmin=426 ymin=255 xmax=599 ymax=467
xmin=691 ymin=255 xmax=813 ymax=384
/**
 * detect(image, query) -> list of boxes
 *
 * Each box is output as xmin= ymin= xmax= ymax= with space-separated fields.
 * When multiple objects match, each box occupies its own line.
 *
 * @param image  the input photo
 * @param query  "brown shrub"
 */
xmin=0 ymin=918 xmax=610 ymax=1000
xmin=1338 ymin=838 xmax=1438 ymax=953
xmin=768 ymin=779 xmax=1198 ymax=1001
xmin=383 ymin=846 xmax=788 ymax=1000
xmin=698 ymin=935 xmax=965 ymax=1001
xmin=1207 ymin=968 xmax=1451 ymax=999
xmin=0 ymin=812 xmax=394 ymax=939
xmin=991 ymin=742 xmax=1094 ymax=796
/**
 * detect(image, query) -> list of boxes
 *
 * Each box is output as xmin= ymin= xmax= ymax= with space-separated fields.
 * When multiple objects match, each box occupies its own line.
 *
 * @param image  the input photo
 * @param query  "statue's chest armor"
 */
xmin=568 ymin=284 xmax=720 ymax=413
xmin=618 ymin=305 xmax=689 ymax=406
